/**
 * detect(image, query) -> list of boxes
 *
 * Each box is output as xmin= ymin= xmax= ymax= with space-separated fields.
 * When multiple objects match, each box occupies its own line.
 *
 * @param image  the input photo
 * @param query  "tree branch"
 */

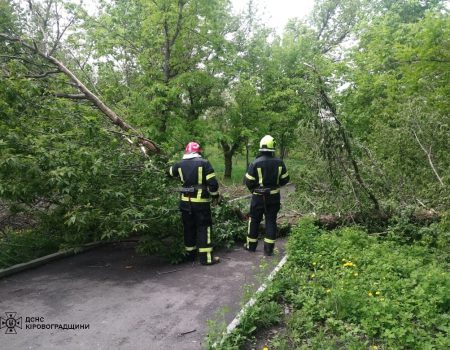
xmin=412 ymin=129 xmax=444 ymax=186
xmin=170 ymin=0 xmax=185 ymax=46
xmin=303 ymin=62 xmax=380 ymax=211
xmin=0 ymin=33 xmax=161 ymax=155
xmin=54 ymin=93 xmax=87 ymax=100
xmin=24 ymin=69 xmax=61 ymax=78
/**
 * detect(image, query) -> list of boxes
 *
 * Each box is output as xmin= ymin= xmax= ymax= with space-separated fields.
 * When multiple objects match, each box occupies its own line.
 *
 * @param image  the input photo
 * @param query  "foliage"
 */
xmin=0 ymin=73 xmax=181 ymax=259
xmin=211 ymin=200 xmax=247 ymax=249
xmin=338 ymin=6 xmax=450 ymax=210
xmin=272 ymin=0 xmax=450 ymax=217
xmin=77 ymin=0 xmax=235 ymax=146
xmin=0 ymin=228 xmax=63 ymax=268
xmin=214 ymin=217 xmax=450 ymax=349
xmin=1 ymin=0 xmax=449 ymax=270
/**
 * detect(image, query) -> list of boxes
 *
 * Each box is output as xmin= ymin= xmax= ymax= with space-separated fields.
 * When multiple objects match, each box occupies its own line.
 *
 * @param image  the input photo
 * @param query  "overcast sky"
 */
xmin=231 ymin=0 xmax=316 ymax=33
xmin=81 ymin=0 xmax=316 ymax=34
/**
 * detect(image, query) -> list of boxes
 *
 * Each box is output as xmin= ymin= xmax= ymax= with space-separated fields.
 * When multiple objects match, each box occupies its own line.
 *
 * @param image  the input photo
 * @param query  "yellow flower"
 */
xmin=312 ymin=262 xmax=317 ymax=266
xmin=353 ymin=272 xmax=359 ymax=276
xmin=326 ymin=289 xmax=331 ymax=293
xmin=343 ymin=261 xmax=355 ymax=267
xmin=263 ymin=347 xmax=269 ymax=350
xmin=380 ymin=298 xmax=385 ymax=301
xmin=368 ymin=292 xmax=373 ymax=297
xmin=375 ymin=291 xmax=381 ymax=295
xmin=310 ymin=273 xmax=315 ymax=278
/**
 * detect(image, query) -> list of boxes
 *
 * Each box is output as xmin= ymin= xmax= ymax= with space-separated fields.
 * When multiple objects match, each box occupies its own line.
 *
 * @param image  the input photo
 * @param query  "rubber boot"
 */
xmin=184 ymin=250 xmax=197 ymax=263
xmin=264 ymin=242 xmax=274 ymax=256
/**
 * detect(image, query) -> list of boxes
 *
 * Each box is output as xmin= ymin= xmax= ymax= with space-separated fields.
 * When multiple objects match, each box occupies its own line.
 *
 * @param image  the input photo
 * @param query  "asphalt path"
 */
xmin=0 ymin=241 xmax=286 ymax=350
xmin=0 ymin=186 xmax=294 ymax=350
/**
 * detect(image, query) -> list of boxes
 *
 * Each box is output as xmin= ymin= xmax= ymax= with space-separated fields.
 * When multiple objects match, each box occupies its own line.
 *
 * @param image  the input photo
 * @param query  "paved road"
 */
xmin=0 ymin=185 xmax=294 ymax=350
xmin=0 ymin=239 xmax=286 ymax=350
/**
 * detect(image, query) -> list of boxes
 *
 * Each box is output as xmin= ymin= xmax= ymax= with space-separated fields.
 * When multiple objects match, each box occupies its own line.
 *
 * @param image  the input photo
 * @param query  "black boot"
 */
xmin=183 ymin=250 xmax=197 ymax=262
xmin=264 ymin=243 xmax=274 ymax=256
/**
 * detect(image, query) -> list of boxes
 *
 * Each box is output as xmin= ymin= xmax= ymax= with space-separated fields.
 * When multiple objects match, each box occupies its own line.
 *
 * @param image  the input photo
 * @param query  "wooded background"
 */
xmin=0 ymin=0 xmax=448 ymax=262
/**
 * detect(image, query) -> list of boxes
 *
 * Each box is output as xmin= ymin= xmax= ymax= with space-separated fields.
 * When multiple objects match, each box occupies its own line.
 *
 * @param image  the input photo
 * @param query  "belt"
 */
xmin=253 ymin=187 xmax=280 ymax=195
xmin=174 ymin=185 xmax=208 ymax=194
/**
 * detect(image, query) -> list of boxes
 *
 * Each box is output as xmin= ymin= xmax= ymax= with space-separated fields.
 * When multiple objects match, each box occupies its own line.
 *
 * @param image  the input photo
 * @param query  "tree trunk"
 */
xmin=220 ymin=139 xmax=241 ymax=179
xmin=224 ymin=152 xmax=233 ymax=179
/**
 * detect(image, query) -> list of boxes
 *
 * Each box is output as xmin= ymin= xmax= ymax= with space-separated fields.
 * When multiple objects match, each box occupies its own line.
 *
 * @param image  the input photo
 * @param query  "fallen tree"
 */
xmin=0 ymin=32 xmax=161 ymax=156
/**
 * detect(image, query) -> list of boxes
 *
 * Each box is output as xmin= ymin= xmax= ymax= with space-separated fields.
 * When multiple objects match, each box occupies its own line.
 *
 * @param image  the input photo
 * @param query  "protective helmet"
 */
xmin=259 ymin=135 xmax=276 ymax=152
xmin=184 ymin=141 xmax=202 ymax=154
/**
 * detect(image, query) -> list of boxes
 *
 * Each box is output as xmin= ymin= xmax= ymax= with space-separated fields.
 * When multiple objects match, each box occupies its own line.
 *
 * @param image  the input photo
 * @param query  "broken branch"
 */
xmin=0 ymin=32 xmax=161 ymax=155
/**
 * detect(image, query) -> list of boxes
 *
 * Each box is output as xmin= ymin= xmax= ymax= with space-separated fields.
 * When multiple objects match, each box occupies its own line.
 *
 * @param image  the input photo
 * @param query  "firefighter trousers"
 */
xmin=246 ymin=199 xmax=280 ymax=255
xmin=181 ymin=208 xmax=215 ymax=265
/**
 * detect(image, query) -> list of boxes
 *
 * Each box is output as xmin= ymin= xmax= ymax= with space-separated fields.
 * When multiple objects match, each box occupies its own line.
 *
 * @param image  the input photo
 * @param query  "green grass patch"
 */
xmin=205 ymin=149 xmax=247 ymax=186
xmin=213 ymin=217 xmax=450 ymax=349
xmin=205 ymin=147 xmax=303 ymax=186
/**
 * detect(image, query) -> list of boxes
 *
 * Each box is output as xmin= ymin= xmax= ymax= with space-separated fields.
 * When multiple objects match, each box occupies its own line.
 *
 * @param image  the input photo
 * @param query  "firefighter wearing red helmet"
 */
xmin=244 ymin=135 xmax=290 ymax=256
xmin=169 ymin=142 xmax=220 ymax=265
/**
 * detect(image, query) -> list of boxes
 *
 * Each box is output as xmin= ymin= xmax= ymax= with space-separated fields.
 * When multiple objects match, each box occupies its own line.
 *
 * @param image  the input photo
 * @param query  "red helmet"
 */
xmin=184 ymin=142 xmax=202 ymax=154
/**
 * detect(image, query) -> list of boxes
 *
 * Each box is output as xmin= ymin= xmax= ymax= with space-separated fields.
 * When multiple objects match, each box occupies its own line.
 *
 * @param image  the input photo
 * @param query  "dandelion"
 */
xmin=368 ymin=292 xmax=373 ymax=297
xmin=343 ymin=261 xmax=355 ymax=267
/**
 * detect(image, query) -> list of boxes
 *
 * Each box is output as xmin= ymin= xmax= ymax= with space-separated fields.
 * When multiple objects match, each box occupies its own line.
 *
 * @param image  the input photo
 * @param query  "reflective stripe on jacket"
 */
xmin=169 ymin=157 xmax=219 ymax=203
xmin=245 ymin=153 xmax=290 ymax=195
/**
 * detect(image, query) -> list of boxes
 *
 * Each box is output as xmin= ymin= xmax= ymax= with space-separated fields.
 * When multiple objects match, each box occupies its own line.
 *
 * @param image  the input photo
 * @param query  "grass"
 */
xmin=213 ymin=217 xmax=450 ymax=349
xmin=205 ymin=148 xmax=305 ymax=187
xmin=205 ymin=149 xmax=248 ymax=186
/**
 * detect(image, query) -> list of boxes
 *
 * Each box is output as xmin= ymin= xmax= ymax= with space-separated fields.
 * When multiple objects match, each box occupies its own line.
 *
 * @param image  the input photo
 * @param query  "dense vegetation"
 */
xmin=1 ymin=0 xmax=449 ymax=347
xmin=0 ymin=0 xmax=448 ymax=265
xmin=213 ymin=217 xmax=450 ymax=349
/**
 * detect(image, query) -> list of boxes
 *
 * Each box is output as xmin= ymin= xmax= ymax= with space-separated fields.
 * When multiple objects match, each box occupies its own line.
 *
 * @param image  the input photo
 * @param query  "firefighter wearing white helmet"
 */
xmin=244 ymin=135 xmax=290 ymax=255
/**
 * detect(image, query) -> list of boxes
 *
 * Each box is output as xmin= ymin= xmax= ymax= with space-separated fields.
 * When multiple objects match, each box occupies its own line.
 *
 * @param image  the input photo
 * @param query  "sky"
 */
xmin=231 ymin=0 xmax=316 ymax=33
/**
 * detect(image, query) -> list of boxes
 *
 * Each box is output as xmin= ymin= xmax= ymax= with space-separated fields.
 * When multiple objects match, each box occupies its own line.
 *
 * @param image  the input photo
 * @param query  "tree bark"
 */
xmin=220 ymin=139 xmax=241 ymax=179
xmin=224 ymin=151 xmax=233 ymax=179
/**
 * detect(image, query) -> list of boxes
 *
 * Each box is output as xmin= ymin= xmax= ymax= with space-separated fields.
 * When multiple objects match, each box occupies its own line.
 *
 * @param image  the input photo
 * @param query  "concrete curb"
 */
xmin=214 ymin=254 xmax=289 ymax=348
xmin=0 ymin=241 xmax=105 ymax=279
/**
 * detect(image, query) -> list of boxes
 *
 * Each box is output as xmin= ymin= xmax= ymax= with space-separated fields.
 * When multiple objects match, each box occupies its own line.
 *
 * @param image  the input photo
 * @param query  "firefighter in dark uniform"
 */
xmin=169 ymin=142 xmax=220 ymax=265
xmin=244 ymin=135 xmax=290 ymax=256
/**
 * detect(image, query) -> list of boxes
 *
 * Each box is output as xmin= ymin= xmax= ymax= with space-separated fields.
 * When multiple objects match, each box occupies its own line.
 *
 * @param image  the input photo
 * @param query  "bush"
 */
xmin=0 ymin=229 xmax=63 ymax=268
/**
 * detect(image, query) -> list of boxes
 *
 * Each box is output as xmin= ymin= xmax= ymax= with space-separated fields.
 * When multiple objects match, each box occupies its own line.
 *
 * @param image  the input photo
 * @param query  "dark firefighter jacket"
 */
xmin=245 ymin=153 xmax=290 ymax=204
xmin=169 ymin=157 xmax=219 ymax=211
